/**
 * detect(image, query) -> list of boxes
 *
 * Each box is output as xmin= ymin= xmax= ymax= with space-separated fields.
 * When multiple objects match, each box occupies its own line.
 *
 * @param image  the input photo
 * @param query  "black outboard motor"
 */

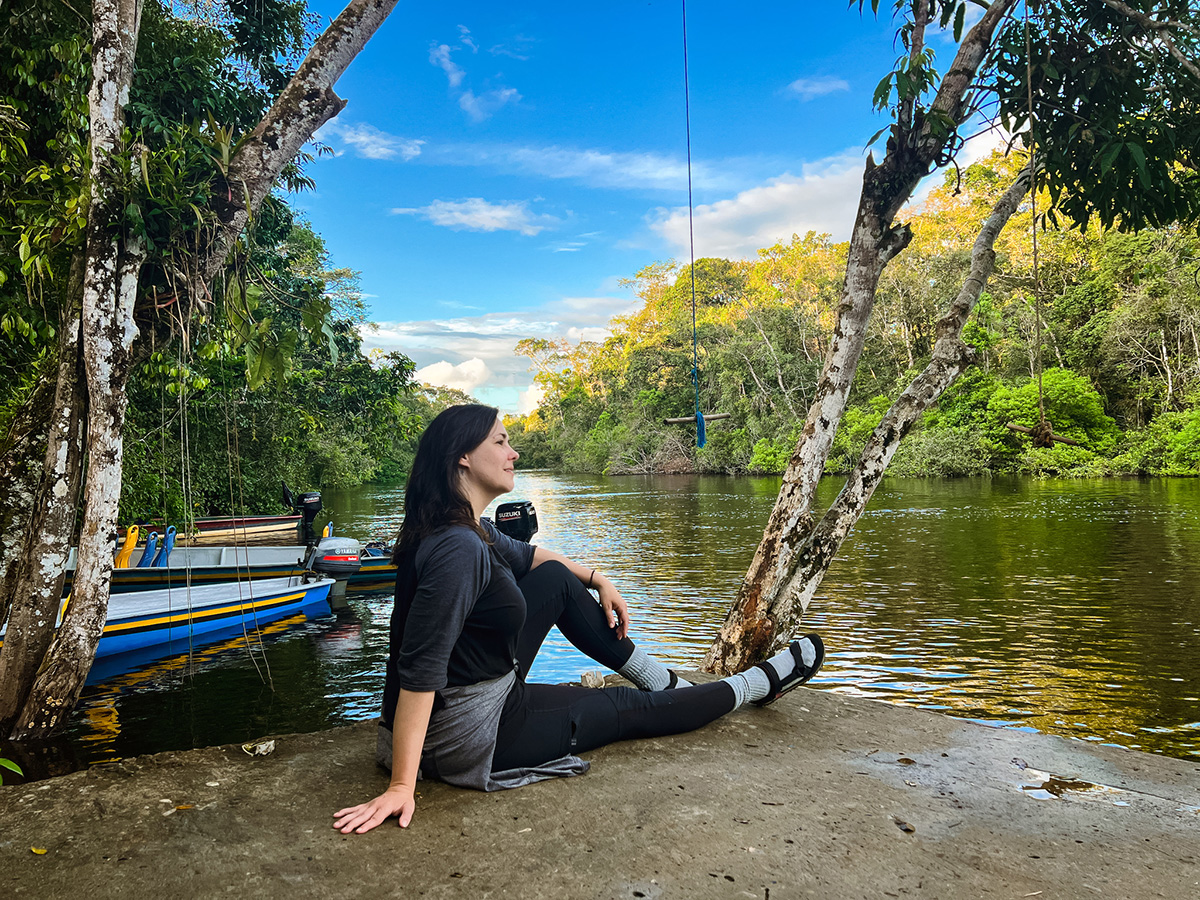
xmin=495 ymin=500 xmax=538 ymax=543
xmin=283 ymin=481 xmax=323 ymax=543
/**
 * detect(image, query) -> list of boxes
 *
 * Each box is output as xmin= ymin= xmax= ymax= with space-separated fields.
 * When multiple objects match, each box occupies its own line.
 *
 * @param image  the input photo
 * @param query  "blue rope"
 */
xmin=682 ymin=0 xmax=705 ymax=448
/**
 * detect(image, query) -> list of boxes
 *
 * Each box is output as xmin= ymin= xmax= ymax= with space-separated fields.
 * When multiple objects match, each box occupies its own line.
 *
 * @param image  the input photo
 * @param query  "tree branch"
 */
xmin=1100 ymin=0 xmax=1200 ymax=80
xmin=195 ymin=0 xmax=401 ymax=298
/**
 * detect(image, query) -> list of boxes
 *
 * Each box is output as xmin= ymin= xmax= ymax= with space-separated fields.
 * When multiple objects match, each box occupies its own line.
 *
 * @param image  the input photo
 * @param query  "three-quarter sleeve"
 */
xmin=395 ymin=528 xmax=490 ymax=692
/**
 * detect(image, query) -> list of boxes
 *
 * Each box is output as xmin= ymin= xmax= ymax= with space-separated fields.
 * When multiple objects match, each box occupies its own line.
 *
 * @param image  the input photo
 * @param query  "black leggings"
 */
xmin=491 ymin=561 xmax=737 ymax=771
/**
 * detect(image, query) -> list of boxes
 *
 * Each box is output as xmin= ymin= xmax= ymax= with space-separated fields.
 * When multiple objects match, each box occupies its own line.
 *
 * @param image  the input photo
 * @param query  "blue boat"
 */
xmin=1 ymin=575 xmax=335 ymax=659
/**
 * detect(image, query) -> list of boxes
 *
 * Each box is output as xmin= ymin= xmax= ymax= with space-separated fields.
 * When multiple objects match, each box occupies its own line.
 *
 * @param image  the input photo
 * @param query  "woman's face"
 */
xmin=459 ymin=417 xmax=519 ymax=499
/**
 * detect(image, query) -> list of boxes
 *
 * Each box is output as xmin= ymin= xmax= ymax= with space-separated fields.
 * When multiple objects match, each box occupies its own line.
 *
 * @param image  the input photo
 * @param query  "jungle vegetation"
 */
xmin=509 ymin=153 xmax=1200 ymax=480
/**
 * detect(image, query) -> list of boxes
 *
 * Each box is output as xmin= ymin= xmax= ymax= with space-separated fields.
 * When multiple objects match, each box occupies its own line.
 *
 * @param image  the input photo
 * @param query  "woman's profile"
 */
xmin=333 ymin=404 xmax=823 ymax=834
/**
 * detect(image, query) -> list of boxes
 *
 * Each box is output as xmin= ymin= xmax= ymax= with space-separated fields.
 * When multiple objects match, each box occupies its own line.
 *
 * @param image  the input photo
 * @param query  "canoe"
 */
xmin=0 ymin=575 xmax=335 ymax=660
xmin=64 ymin=538 xmax=362 ymax=595
xmin=122 ymin=514 xmax=304 ymax=544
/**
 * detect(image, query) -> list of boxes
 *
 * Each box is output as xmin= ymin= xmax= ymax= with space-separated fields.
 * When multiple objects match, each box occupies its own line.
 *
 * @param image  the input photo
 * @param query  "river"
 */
xmin=25 ymin=474 xmax=1200 ymax=776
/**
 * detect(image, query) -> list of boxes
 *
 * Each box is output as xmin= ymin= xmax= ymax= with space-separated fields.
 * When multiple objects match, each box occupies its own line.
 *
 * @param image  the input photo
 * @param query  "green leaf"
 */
xmin=953 ymin=4 xmax=965 ymax=42
xmin=1098 ymin=142 xmax=1122 ymax=178
xmin=1125 ymin=142 xmax=1150 ymax=189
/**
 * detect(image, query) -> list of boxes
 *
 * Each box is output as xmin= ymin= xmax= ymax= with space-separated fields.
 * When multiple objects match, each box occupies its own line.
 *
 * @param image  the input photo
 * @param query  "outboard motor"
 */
xmin=282 ymin=481 xmax=323 ymax=543
xmin=306 ymin=535 xmax=362 ymax=579
xmin=495 ymin=500 xmax=538 ymax=543
xmin=305 ymin=535 xmax=362 ymax=607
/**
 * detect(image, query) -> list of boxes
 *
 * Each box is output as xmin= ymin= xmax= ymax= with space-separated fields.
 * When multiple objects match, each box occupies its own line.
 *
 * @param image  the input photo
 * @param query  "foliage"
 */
xmin=0 ymin=755 xmax=20 ymax=784
xmin=119 ymin=220 xmax=421 ymax=521
xmin=511 ymin=151 xmax=1200 ymax=479
xmin=995 ymin=1 xmax=1200 ymax=232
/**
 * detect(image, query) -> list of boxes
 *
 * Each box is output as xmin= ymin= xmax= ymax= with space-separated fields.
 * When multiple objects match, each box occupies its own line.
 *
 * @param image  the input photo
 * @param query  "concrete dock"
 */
xmin=2 ymin=679 xmax=1197 ymax=899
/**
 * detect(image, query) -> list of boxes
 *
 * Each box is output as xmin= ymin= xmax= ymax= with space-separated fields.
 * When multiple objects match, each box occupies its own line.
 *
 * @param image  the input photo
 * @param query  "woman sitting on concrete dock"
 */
xmin=333 ymin=404 xmax=824 ymax=834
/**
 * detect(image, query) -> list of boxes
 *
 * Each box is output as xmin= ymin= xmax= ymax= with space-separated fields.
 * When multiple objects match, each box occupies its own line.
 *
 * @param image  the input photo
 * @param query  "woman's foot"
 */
xmin=750 ymin=634 xmax=824 ymax=707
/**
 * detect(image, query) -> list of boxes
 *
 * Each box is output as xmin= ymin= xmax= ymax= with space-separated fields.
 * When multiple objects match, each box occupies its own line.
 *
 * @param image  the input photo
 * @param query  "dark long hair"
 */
xmin=392 ymin=404 xmax=500 ymax=562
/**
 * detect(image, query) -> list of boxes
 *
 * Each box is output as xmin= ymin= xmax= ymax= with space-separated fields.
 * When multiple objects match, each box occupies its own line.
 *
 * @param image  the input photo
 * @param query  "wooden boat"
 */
xmin=64 ymin=540 xmax=360 ymax=595
xmin=82 ymin=544 xmax=308 ymax=592
xmin=121 ymin=514 xmax=303 ymax=544
xmin=1 ymin=575 xmax=335 ymax=659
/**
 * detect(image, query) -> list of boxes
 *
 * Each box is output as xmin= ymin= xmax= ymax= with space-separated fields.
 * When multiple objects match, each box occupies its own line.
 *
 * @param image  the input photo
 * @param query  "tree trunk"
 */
xmin=192 ymin=0 xmax=401 ymax=307
xmin=758 ymin=169 xmax=1030 ymax=621
xmin=0 ymin=376 xmax=57 ymax=627
xmin=12 ymin=238 xmax=145 ymax=739
xmin=0 ymin=285 xmax=86 ymax=733
xmin=5 ymin=0 xmax=144 ymax=739
xmin=5 ymin=0 xmax=403 ymax=738
xmin=704 ymin=0 xmax=1019 ymax=674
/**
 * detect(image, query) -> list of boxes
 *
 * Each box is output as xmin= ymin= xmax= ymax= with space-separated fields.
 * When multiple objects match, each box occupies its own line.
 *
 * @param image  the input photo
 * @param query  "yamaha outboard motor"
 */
xmin=495 ymin=500 xmax=538 ymax=543
xmin=306 ymin=536 xmax=362 ymax=579
xmin=305 ymin=535 xmax=362 ymax=607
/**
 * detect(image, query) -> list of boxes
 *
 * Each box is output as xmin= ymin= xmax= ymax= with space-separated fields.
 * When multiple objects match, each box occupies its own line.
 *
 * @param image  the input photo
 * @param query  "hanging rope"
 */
xmin=1024 ymin=3 xmax=1052 ymax=449
xmin=682 ymin=0 xmax=705 ymax=449
xmin=1004 ymin=6 xmax=1081 ymax=449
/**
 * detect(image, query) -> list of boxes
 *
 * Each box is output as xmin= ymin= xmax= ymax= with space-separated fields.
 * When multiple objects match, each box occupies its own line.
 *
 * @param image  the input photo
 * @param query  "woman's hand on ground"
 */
xmin=597 ymin=581 xmax=630 ymax=640
xmin=332 ymin=784 xmax=416 ymax=834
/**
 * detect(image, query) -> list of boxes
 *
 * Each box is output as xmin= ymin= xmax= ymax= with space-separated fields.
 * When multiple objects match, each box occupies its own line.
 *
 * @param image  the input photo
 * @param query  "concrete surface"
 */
xmin=2 ymin=678 xmax=1198 ymax=899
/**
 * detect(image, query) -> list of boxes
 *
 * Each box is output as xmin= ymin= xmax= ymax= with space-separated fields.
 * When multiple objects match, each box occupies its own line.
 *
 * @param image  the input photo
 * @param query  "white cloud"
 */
xmin=416 ymin=357 xmax=491 ymax=393
xmin=457 ymin=25 xmax=478 ymax=53
xmin=517 ymin=383 xmax=544 ymax=415
xmin=391 ymin=198 xmax=557 ymax=236
xmin=650 ymin=152 xmax=865 ymax=257
xmin=490 ymin=43 xmax=530 ymax=61
xmin=432 ymin=142 xmax=736 ymax=192
xmin=787 ymin=76 xmax=850 ymax=101
xmin=318 ymin=122 xmax=424 ymax=161
xmin=358 ymin=294 xmax=639 ymax=413
xmin=458 ymin=87 xmax=522 ymax=122
xmin=429 ymin=43 xmax=465 ymax=88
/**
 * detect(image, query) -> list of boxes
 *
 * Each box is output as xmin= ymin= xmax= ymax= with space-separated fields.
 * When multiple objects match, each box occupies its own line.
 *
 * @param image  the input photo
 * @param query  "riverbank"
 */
xmin=3 ymin=677 xmax=1197 ymax=899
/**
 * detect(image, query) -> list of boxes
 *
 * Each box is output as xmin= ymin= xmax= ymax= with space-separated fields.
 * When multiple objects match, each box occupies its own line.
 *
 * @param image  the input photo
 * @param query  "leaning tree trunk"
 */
xmin=731 ymin=166 xmax=1032 ymax=660
xmin=705 ymin=0 xmax=1019 ymax=674
xmin=7 ymin=0 xmax=144 ymax=739
xmin=191 ymin=0 xmax=401 ymax=306
xmin=5 ymin=0 xmax=402 ymax=739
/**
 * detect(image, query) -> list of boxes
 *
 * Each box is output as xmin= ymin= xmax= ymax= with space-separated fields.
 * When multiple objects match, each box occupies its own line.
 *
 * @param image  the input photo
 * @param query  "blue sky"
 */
xmin=298 ymin=1 xmax=992 ymax=412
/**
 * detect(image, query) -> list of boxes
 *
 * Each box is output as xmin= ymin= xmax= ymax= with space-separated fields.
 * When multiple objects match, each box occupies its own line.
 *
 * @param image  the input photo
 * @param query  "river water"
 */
xmin=25 ymin=474 xmax=1200 ymax=775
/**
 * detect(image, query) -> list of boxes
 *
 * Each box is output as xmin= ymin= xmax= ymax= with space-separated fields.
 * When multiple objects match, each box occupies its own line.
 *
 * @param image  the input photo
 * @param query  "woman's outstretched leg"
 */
xmin=492 ymin=680 xmax=736 ymax=771
xmin=492 ymin=636 xmax=824 ymax=771
xmin=515 ymin=561 xmax=684 ymax=690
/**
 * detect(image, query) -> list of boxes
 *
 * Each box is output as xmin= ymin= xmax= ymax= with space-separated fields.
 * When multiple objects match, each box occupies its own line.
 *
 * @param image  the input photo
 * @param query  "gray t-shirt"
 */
xmin=392 ymin=518 xmax=535 ymax=693
xmin=378 ymin=517 xmax=588 ymax=790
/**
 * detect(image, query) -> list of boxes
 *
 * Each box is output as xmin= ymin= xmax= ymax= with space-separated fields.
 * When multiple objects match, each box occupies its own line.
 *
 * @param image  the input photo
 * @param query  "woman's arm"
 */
xmin=332 ymin=689 xmax=436 ymax=834
xmin=530 ymin=545 xmax=630 ymax=640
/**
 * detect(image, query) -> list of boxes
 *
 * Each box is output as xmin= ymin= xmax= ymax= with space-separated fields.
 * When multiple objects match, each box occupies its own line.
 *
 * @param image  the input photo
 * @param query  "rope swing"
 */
xmin=664 ymin=0 xmax=727 ymax=448
xmin=1004 ymin=6 xmax=1080 ymax=450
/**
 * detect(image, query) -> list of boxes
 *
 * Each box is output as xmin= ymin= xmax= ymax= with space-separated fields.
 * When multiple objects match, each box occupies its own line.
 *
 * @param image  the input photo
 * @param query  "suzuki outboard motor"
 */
xmin=285 ymin=487 xmax=322 ymax=543
xmin=495 ymin=500 xmax=538 ymax=543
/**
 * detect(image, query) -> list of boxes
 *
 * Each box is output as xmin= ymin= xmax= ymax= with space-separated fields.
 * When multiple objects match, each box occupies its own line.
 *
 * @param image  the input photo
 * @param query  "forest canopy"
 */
xmin=508 ymin=152 xmax=1200 ymax=479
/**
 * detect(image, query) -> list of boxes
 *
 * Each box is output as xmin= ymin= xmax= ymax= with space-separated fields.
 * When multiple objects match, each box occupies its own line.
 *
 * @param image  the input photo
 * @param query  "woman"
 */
xmin=334 ymin=404 xmax=823 ymax=834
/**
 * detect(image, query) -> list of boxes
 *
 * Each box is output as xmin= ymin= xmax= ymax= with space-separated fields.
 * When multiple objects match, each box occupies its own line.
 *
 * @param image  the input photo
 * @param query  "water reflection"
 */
xmin=23 ymin=474 xmax=1200 ymax=778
